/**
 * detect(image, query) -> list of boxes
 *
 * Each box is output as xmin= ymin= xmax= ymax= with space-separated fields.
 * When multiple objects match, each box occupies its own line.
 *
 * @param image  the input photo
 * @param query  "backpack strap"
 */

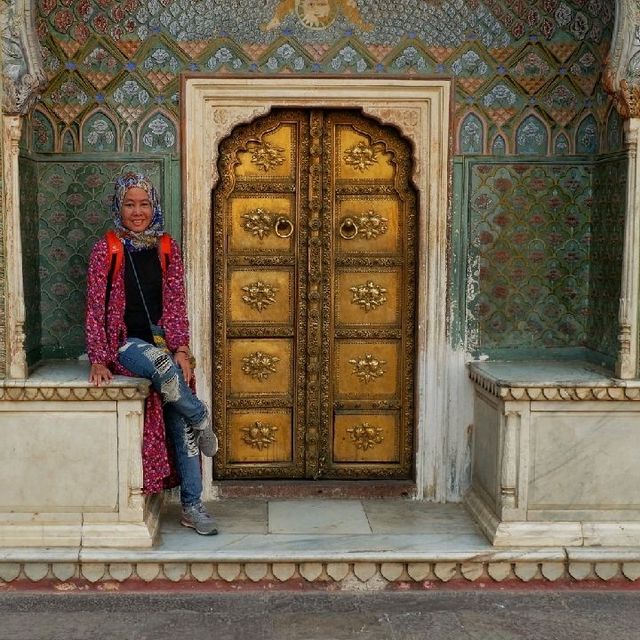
xmin=158 ymin=233 xmax=171 ymax=273
xmin=103 ymin=230 xmax=123 ymax=333
xmin=105 ymin=230 xmax=171 ymax=274
xmin=105 ymin=230 xmax=124 ymax=277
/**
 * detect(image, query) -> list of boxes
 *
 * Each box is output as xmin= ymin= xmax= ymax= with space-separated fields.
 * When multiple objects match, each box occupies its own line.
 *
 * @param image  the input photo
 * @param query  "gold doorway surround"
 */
xmin=213 ymin=109 xmax=416 ymax=479
xmin=183 ymin=79 xmax=451 ymax=496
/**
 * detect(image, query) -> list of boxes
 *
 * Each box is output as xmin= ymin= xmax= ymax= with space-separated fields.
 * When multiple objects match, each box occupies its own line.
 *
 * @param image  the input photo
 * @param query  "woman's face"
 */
xmin=121 ymin=187 xmax=153 ymax=232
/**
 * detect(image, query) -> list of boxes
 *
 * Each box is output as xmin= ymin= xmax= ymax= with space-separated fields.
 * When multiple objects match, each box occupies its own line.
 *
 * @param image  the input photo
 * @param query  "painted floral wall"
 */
xmin=19 ymin=0 xmax=624 ymax=363
xmin=587 ymin=155 xmax=626 ymax=359
xmin=466 ymin=161 xmax=592 ymax=353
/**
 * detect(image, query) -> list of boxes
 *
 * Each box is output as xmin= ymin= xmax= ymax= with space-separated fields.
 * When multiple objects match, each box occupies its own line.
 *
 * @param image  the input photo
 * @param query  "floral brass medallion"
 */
xmin=343 ymin=141 xmax=378 ymax=172
xmin=357 ymin=210 xmax=388 ymax=239
xmin=241 ymin=351 xmax=280 ymax=381
xmin=350 ymin=281 xmax=388 ymax=312
xmin=241 ymin=208 xmax=275 ymax=239
xmin=349 ymin=353 xmax=387 ymax=383
xmin=241 ymin=421 xmax=278 ymax=450
xmin=250 ymin=141 xmax=285 ymax=172
xmin=241 ymin=280 xmax=278 ymax=312
xmin=347 ymin=423 xmax=384 ymax=451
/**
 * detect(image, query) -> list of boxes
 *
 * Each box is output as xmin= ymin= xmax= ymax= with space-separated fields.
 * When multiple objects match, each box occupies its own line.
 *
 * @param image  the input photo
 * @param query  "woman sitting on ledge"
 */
xmin=85 ymin=172 xmax=218 ymax=536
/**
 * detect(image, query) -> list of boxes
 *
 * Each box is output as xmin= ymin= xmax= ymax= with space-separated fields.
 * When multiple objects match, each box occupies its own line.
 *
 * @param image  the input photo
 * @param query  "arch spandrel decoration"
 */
xmin=604 ymin=0 xmax=640 ymax=118
xmin=1 ymin=0 xmax=46 ymax=116
xmin=207 ymin=107 xmax=271 ymax=188
xmin=359 ymin=106 xmax=424 ymax=181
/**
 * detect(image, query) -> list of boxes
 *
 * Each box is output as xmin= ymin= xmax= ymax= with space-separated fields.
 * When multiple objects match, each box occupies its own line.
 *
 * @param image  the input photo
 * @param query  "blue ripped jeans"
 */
xmin=117 ymin=338 xmax=206 ymax=507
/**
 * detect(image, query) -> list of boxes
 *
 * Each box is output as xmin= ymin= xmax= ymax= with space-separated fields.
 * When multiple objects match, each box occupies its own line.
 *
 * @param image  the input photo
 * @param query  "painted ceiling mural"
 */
xmin=21 ymin=0 xmax=622 ymax=362
xmin=30 ymin=0 xmax=617 ymax=156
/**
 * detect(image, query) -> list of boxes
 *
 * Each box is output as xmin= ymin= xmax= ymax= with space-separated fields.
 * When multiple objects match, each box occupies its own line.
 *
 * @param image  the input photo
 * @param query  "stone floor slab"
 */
xmin=268 ymin=500 xmax=371 ymax=535
xmin=363 ymin=500 xmax=481 ymax=535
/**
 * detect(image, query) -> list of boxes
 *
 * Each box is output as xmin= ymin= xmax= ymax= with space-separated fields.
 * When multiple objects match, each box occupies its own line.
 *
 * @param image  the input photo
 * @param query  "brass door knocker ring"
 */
xmin=274 ymin=216 xmax=294 ymax=238
xmin=339 ymin=217 xmax=359 ymax=240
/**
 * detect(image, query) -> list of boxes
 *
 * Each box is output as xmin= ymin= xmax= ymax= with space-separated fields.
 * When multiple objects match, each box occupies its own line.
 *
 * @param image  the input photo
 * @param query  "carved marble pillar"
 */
xmin=605 ymin=1 xmax=640 ymax=378
xmin=500 ymin=410 xmax=520 ymax=510
xmin=617 ymin=119 xmax=640 ymax=378
xmin=1 ymin=0 xmax=45 ymax=378
xmin=2 ymin=115 xmax=26 ymax=378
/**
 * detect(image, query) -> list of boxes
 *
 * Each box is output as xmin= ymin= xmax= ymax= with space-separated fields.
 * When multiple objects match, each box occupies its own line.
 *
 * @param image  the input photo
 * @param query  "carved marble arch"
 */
xmin=183 ymin=78 xmax=450 ymax=497
xmin=205 ymin=104 xmax=433 ymax=192
xmin=604 ymin=0 xmax=640 ymax=117
xmin=1 ymin=0 xmax=46 ymax=116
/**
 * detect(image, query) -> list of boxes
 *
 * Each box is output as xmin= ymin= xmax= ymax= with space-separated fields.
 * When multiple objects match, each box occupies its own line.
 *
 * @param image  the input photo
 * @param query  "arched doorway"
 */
xmin=184 ymin=77 xmax=450 ymax=500
xmin=212 ymin=108 xmax=416 ymax=480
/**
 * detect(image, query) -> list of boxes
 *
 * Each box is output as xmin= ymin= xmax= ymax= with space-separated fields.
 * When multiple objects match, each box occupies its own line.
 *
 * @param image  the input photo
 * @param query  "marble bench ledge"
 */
xmin=0 ymin=359 xmax=159 ymax=548
xmin=468 ymin=360 xmax=640 ymax=401
xmin=0 ymin=360 xmax=150 ymax=401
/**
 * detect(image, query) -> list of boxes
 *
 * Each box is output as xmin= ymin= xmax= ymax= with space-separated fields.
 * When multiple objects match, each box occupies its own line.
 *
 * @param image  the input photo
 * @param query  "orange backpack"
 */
xmin=105 ymin=230 xmax=172 ymax=277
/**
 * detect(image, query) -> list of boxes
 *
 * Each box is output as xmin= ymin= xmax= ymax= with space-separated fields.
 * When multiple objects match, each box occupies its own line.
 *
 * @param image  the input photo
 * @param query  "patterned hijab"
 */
xmin=112 ymin=172 xmax=164 ymax=251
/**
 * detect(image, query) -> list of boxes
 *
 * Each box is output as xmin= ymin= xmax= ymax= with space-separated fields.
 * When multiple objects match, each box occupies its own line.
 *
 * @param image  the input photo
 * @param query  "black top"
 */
xmin=124 ymin=248 xmax=163 ymax=345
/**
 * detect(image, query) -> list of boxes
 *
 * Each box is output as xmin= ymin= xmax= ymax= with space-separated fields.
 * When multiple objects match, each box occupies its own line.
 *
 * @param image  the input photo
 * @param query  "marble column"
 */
xmin=2 ymin=115 xmax=26 ymax=378
xmin=617 ymin=119 xmax=640 ymax=378
xmin=1 ymin=0 xmax=45 ymax=378
xmin=604 ymin=1 xmax=640 ymax=378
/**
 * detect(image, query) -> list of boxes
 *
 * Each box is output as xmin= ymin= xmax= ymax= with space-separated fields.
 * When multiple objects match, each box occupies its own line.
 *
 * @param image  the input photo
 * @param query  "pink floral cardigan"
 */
xmin=85 ymin=236 xmax=190 ymax=494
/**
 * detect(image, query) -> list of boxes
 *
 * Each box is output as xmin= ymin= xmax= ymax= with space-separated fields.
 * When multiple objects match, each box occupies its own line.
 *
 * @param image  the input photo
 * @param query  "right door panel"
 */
xmin=319 ymin=110 xmax=416 ymax=479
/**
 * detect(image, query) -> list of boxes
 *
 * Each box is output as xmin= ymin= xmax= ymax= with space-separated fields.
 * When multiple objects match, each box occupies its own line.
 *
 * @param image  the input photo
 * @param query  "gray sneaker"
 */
xmin=181 ymin=502 xmax=218 ymax=536
xmin=197 ymin=426 xmax=218 ymax=457
xmin=191 ymin=409 xmax=218 ymax=457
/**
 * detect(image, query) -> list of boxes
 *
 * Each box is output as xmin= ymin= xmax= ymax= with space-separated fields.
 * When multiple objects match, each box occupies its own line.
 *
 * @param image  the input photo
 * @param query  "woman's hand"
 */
xmin=174 ymin=349 xmax=193 ymax=386
xmin=89 ymin=363 xmax=112 ymax=386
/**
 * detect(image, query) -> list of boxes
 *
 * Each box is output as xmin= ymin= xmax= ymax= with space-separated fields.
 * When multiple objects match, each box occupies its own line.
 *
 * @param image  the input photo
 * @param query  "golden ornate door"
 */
xmin=213 ymin=109 xmax=416 ymax=480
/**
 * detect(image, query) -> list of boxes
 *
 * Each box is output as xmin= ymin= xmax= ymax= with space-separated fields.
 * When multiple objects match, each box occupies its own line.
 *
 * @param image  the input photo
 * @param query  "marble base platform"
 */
xmin=468 ymin=361 xmax=640 ymax=547
xmin=0 ymin=361 xmax=158 ymax=548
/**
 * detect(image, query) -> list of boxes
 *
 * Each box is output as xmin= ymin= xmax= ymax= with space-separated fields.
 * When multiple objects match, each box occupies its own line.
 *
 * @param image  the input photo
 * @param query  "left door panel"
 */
xmin=213 ymin=111 xmax=309 ymax=478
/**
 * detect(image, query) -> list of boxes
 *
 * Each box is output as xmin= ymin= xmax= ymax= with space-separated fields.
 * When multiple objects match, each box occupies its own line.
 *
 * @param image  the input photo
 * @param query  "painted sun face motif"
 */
xmin=296 ymin=0 xmax=337 ymax=28
xmin=263 ymin=0 xmax=372 ymax=32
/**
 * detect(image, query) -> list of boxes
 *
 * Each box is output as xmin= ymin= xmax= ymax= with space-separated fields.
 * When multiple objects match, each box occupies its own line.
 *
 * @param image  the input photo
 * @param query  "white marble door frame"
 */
xmin=182 ymin=77 xmax=451 ymax=499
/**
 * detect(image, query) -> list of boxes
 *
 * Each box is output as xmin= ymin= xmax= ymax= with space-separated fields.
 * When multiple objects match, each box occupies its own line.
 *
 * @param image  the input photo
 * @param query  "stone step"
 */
xmin=1 ymin=500 xmax=639 ymax=588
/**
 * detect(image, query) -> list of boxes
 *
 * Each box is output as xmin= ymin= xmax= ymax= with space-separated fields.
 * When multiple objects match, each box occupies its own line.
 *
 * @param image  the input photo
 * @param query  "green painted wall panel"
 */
xmin=31 ymin=156 xmax=175 ymax=360
xmin=19 ymin=156 xmax=41 ymax=366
